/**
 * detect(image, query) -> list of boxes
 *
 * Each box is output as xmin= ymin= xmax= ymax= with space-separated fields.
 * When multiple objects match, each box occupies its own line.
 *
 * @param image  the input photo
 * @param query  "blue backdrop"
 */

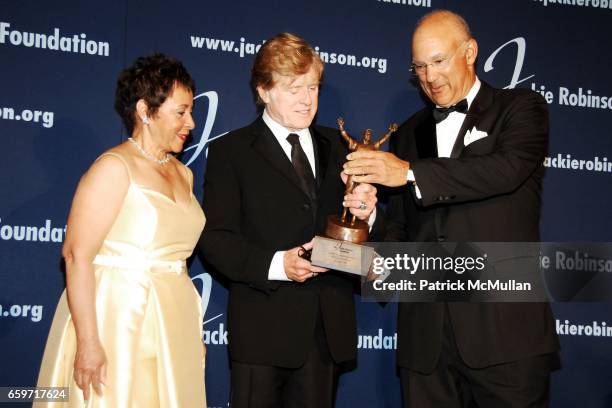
xmin=2 ymin=0 xmax=612 ymax=406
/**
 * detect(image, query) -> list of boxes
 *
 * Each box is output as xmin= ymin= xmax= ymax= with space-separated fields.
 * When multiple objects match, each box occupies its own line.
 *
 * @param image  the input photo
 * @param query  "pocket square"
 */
xmin=464 ymin=126 xmax=488 ymax=146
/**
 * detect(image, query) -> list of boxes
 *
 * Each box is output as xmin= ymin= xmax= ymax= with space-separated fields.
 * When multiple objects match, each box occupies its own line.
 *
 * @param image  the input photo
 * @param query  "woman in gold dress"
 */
xmin=35 ymin=53 xmax=206 ymax=407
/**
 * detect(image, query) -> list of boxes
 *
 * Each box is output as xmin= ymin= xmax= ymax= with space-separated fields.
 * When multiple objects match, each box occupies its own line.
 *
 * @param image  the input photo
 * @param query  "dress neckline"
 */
xmin=130 ymin=183 xmax=196 ymax=212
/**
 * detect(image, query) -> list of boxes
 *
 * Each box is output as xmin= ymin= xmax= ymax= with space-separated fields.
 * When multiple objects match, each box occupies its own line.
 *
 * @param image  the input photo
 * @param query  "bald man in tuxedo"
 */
xmin=344 ymin=10 xmax=560 ymax=408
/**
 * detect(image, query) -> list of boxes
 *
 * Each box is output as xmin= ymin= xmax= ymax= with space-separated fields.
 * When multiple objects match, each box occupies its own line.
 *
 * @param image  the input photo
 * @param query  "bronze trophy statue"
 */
xmin=302 ymin=118 xmax=398 ymax=275
xmin=324 ymin=118 xmax=399 ymax=243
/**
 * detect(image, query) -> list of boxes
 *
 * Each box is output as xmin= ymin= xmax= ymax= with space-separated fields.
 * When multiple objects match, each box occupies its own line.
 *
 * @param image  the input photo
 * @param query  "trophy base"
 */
xmin=310 ymin=235 xmax=375 ymax=276
xmin=325 ymin=215 xmax=369 ymax=244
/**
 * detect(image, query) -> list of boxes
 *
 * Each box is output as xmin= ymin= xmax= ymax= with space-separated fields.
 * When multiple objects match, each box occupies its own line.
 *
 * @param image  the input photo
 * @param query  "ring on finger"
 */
xmin=359 ymin=201 xmax=367 ymax=211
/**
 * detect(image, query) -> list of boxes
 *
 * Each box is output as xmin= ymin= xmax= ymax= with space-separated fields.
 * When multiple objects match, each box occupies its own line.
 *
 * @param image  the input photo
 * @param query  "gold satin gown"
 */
xmin=35 ymin=153 xmax=207 ymax=407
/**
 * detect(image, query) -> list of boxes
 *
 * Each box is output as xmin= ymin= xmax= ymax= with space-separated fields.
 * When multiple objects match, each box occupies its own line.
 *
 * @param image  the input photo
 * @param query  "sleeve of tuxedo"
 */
xmin=368 ymin=207 xmax=387 ymax=241
xmin=380 ymin=133 xmax=410 ymax=242
xmin=411 ymin=91 xmax=549 ymax=208
xmin=199 ymin=140 xmax=277 ymax=292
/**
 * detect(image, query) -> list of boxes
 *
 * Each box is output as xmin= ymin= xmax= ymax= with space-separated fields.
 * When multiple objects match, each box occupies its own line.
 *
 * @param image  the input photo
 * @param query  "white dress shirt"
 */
xmin=262 ymin=110 xmax=375 ymax=281
xmin=436 ymin=78 xmax=481 ymax=158
xmin=262 ymin=110 xmax=316 ymax=281
xmin=262 ymin=109 xmax=316 ymax=176
xmin=409 ymin=78 xmax=481 ymax=198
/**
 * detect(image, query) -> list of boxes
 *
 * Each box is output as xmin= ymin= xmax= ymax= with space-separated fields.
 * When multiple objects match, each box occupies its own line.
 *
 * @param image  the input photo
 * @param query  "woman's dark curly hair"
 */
xmin=114 ymin=53 xmax=195 ymax=135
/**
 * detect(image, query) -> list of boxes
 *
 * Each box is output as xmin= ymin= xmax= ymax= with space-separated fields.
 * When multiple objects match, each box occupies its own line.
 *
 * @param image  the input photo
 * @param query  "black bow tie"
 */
xmin=432 ymin=99 xmax=468 ymax=123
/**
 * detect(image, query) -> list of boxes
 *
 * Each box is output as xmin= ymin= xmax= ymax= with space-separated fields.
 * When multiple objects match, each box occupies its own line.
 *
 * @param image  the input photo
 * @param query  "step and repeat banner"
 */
xmin=1 ymin=0 xmax=611 ymax=407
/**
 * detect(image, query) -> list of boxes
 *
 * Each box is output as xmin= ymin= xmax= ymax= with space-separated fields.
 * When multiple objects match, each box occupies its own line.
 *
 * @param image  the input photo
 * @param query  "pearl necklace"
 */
xmin=128 ymin=137 xmax=172 ymax=165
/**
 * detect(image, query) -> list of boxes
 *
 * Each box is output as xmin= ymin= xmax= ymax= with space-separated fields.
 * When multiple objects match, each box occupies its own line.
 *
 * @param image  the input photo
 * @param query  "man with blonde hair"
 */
xmin=201 ymin=32 xmax=380 ymax=407
xmin=345 ymin=10 xmax=560 ymax=407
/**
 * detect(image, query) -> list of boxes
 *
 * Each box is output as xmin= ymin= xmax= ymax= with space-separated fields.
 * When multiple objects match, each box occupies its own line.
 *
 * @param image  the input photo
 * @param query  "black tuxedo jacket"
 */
xmin=386 ymin=82 xmax=560 ymax=372
xmin=199 ymin=117 xmax=380 ymax=368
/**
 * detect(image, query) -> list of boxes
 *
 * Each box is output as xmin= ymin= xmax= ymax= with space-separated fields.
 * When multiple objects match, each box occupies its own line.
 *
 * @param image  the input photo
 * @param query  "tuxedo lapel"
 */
xmin=310 ymin=127 xmax=330 ymax=190
xmin=415 ymin=113 xmax=438 ymax=159
xmin=251 ymin=118 xmax=312 ymax=200
xmin=450 ymin=82 xmax=494 ymax=158
xmin=415 ymin=112 xmax=445 ymax=239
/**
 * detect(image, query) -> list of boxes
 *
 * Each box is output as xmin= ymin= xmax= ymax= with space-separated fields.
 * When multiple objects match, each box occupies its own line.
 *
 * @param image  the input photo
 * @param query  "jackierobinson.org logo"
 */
xmin=556 ymin=319 xmax=612 ymax=337
xmin=544 ymin=154 xmax=612 ymax=173
xmin=0 ymin=303 xmax=43 ymax=322
xmin=1 ymin=105 xmax=54 ymax=128
xmin=189 ymin=35 xmax=389 ymax=74
xmin=203 ymin=322 xmax=228 ymax=345
xmin=534 ymin=0 xmax=612 ymax=9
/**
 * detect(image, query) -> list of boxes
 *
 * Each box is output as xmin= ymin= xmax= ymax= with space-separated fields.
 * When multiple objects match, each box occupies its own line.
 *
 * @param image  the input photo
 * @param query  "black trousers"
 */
xmin=401 ymin=305 xmax=554 ymax=408
xmin=230 ymin=308 xmax=338 ymax=408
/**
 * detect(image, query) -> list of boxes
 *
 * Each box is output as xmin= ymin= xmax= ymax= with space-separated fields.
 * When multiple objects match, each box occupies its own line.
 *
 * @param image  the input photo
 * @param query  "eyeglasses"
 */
xmin=409 ymin=41 xmax=468 ymax=77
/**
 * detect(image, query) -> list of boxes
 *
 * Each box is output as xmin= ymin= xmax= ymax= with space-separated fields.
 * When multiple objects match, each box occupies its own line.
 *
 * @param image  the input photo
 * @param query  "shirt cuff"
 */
xmin=407 ymin=169 xmax=415 ymax=182
xmin=367 ymin=207 xmax=377 ymax=231
xmin=268 ymin=251 xmax=291 ymax=281
xmin=407 ymin=169 xmax=422 ymax=199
